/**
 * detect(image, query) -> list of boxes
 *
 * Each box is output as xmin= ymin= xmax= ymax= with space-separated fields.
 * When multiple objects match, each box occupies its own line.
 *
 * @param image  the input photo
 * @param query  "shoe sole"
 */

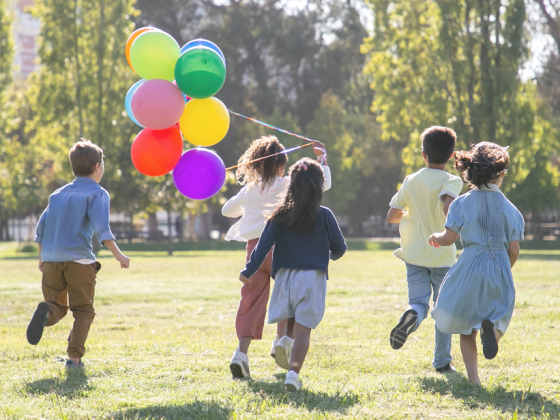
xmin=229 ymin=363 xmax=248 ymax=379
xmin=284 ymin=383 xmax=299 ymax=392
xmin=274 ymin=344 xmax=290 ymax=370
xmin=389 ymin=309 xmax=418 ymax=350
xmin=26 ymin=302 xmax=49 ymax=345
xmin=481 ymin=319 xmax=499 ymax=359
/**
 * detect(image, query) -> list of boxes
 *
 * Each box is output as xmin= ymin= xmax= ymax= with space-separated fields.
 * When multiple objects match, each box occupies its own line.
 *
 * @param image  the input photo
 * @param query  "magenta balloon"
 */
xmin=130 ymin=79 xmax=185 ymax=130
xmin=173 ymin=148 xmax=226 ymax=200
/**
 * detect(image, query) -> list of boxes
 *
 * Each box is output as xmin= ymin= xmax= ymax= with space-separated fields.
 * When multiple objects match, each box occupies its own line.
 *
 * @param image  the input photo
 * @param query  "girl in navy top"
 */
xmin=240 ymin=157 xmax=346 ymax=392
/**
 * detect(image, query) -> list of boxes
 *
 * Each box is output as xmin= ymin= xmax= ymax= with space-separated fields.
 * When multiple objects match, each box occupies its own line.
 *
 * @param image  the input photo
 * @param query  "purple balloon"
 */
xmin=173 ymin=148 xmax=226 ymax=200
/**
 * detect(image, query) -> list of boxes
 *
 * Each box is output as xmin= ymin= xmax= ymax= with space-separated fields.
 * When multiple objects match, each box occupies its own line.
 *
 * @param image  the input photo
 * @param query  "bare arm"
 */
xmin=38 ymin=244 xmax=43 ymax=272
xmin=387 ymin=207 xmax=405 ymax=224
xmin=103 ymin=240 xmax=130 ymax=268
xmin=442 ymin=194 xmax=455 ymax=216
xmin=508 ymin=240 xmax=520 ymax=268
xmin=429 ymin=228 xmax=458 ymax=248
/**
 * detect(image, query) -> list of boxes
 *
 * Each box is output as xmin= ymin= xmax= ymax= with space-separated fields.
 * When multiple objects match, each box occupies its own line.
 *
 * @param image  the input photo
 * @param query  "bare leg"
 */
xmin=460 ymin=331 xmax=480 ymax=386
xmin=289 ymin=321 xmax=311 ymax=374
xmin=494 ymin=328 xmax=501 ymax=344
xmin=239 ymin=336 xmax=252 ymax=355
xmin=277 ymin=319 xmax=288 ymax=338
xmin=285 ymin=317 xmax=295 ymax=339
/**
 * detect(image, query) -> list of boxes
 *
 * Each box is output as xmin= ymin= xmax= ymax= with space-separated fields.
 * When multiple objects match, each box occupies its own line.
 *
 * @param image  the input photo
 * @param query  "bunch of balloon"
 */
xmin=123 ymin=28 xmax=228 ymax=200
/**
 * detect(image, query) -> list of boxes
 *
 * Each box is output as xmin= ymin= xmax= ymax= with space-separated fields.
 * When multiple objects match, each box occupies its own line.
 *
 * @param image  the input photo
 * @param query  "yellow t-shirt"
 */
xmin=390 ymin=168 xmax=463 ymax=267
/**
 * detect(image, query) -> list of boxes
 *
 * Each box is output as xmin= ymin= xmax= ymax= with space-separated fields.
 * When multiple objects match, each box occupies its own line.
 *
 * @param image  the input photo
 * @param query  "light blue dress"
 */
xmin=432 ymin=183 xmax=525 ymax=336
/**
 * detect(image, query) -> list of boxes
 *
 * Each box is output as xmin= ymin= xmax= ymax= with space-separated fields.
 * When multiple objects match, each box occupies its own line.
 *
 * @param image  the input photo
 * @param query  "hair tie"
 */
xmin=299 ymin=162 xmax=308 ymax=171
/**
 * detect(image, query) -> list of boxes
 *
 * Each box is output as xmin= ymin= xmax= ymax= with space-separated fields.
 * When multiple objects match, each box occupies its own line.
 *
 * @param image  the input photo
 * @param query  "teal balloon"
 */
xmin=174 ymin=46 xmax=226 ymax=99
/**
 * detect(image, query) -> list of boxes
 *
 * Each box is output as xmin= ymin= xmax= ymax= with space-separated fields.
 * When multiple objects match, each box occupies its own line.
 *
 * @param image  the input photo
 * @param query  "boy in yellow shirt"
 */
xmin=386 ymin=126 xmax=462 ymax=373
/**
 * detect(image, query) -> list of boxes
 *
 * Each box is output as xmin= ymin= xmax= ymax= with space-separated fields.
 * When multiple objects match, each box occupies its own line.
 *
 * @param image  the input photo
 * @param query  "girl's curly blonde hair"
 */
xmin=236 ymin=136 xmax=288 ymax=191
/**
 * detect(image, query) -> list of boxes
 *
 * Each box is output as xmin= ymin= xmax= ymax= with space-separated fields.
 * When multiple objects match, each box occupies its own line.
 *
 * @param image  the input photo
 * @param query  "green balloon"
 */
xmin=130 ymin=31 xmax=180 ymax=81
xmin=174 ymin=47 xmax=226 ymax=99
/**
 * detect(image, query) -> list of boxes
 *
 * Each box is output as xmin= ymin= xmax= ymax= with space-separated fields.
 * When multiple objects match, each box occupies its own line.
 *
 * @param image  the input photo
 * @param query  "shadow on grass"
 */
xmin=110 ymin=402 xmax=231 ymax=420
xmin=421 ymin=376 xmax=560 ymax=416
xmin=24 ymin=369 xmax=92 ymax=399
xmin=244 ymin=372 xmax=359 ymax=413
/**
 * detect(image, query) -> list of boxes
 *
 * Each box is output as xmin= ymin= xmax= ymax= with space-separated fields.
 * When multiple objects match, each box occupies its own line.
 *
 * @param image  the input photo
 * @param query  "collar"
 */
xmin=475 ymin=183 xmax=502 ymax=193
xmin=73 ymin=177 xmax=99 ymax=185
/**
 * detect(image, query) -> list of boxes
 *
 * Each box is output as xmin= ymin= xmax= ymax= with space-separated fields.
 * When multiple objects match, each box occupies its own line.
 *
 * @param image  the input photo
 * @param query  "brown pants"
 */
xmin=236 ymin=239 xmax=273 ymax=340
xmin=41 ymin=261 xmax=100 ymax=358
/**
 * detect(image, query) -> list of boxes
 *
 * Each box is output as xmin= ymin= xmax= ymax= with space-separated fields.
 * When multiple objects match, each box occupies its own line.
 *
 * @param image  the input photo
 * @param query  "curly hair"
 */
xmin=454 ymin=142 xmax=510 ymax=189
xmin=236 ymin=136 xmax=288 ymax=192
xmin=269 ymin=157 xmax=324 ymax=232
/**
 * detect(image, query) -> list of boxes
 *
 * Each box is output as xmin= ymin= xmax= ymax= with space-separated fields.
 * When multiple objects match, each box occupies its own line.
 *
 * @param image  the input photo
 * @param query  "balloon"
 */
xmin=130 ymin=79 xmax=185 ymax=130
xmin=180 ymin=39 xmax=226 ymax=65
xmin=173 ymin=148 xmax=226 ymax=200
xmin=174 ymin=46 xmax=226 ymax=99
xmin=130 ymin=31 xmax=180 ymax=81
xmin=131 ymin=126 xmax=183 ymax=177
xmin=179 ymin=97 xmax=230 ymax=147
xmin=124 ymin=80 xmax=145 ymax=127
xmin=125 ymin=27 xmax=159 ymax=70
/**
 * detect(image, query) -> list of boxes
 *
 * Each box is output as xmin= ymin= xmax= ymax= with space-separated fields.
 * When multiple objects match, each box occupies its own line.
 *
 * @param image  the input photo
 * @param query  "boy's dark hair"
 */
xmin=69 ymin=140 xmax=104 ymax=177
xmin=455 ymin=142 xmax=509 ymax=189
xmin=421 ymin=126 xmax=457 ymax=164
xmin=236 ymin=135 xmax=288 ymax=192
xmin=269 ymin=157 xmax=324 ymax=232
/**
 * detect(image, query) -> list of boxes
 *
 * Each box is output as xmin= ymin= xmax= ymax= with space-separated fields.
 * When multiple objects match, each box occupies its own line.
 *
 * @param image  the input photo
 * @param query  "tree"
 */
xmin=363 ymin=0 xmax=560 ymax=213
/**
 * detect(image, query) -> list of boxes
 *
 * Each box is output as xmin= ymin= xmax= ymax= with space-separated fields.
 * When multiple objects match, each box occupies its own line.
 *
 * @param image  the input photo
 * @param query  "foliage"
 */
xmin=363 ymin=0 xmax=560 ymax=212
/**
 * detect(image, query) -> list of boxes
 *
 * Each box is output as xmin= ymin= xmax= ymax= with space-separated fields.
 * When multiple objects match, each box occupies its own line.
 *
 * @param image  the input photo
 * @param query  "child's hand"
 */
xmin=312 ymin=141 xmax=327 ymax=162
xmin=428 ymin=234 xmax=440 ymax=248
xmin=117 ymin=253 xmax=130 ymax=269
xmin=239 ymin=273 xmax=249 ymax=284
xmin=38 ymin=260 xmax=44 ymax=272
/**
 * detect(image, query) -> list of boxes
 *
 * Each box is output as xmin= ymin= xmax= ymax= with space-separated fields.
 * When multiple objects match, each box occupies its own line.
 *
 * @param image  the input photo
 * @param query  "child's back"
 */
xmin=391 ymin=168 xmax=462 ymax=267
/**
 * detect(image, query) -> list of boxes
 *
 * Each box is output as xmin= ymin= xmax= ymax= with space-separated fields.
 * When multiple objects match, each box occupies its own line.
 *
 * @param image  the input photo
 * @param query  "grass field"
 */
xmin=1 ymin=244 xmax=560 ymax=419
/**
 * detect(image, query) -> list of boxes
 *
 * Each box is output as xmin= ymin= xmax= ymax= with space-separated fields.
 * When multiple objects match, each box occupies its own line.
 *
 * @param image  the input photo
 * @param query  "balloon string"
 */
xmin=228 ymin=110 xmax=317 ymax=143
xmin=226 ymin=143 xmax=313 ymax=171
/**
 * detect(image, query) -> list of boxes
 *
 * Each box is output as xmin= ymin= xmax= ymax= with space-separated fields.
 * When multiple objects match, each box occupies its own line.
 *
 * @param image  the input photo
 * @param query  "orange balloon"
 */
xmin=126 ymin=27 xmax=157 ymax=71
xmin=131 ymin=126 xmax=183 ymax=177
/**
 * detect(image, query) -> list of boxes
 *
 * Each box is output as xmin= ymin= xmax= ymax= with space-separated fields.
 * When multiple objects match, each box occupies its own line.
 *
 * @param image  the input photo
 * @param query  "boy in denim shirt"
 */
xmin=386 ymin=127 xmax=462 ymax=373
xmin=27 ymin=140 xmax=130 ymax=369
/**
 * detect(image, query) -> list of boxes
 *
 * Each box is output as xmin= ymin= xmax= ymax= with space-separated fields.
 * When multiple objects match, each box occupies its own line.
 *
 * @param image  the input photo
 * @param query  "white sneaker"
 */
xmin=284 ymin=370 xmax=302 ymax=392
xmin=270 ymin=334 xmax=280 ymax=359
xmin=274 ymin=336 xmax=293 ymax=370
xmin=229 ymin=348 xmax=250 ymax=379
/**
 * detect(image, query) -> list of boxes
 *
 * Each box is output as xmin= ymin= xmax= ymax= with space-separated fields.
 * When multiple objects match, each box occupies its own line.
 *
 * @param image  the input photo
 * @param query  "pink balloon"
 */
xmin=130 ymin=79 xmax=185 ymax=130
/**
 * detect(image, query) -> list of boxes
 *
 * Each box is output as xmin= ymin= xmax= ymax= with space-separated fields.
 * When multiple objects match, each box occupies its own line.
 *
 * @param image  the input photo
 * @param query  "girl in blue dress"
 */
xmin=428 ymin=142 xmax=524 ymax=386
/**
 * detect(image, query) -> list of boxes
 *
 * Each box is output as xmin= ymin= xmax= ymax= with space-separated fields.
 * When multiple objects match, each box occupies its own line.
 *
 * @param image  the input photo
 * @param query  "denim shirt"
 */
xmin=34 ymin=177 xmax=116 ymax=262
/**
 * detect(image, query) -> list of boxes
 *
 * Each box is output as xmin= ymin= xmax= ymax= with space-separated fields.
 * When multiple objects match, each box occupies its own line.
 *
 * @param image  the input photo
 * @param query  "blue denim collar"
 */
xmin=73 ymin=177 xmax=98 ymax=185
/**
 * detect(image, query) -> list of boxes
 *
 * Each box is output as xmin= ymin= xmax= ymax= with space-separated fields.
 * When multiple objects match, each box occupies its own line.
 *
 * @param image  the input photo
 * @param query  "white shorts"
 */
xmin=268 ymin=269 xmax=327 ymax=329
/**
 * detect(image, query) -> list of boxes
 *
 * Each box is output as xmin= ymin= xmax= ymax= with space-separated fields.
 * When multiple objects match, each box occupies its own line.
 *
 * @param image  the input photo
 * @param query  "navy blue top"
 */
xmin=34 ymin=177 xmax=115 ymax=262
xmin=241 ymin=206 xmax=347 ymax=279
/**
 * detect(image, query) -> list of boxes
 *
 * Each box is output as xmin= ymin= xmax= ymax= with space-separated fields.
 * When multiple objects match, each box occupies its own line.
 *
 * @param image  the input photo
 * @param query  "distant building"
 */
xmin=11 ymin=0 xmax=41 ymax=79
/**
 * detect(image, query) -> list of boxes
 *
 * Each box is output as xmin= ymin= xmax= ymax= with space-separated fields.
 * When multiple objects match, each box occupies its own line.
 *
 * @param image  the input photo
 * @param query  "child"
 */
xmin=27 ymin=140 xmax=130 ymax=369
xmin=239 ymin=158 xmax=346 ymax=391
xmin=429 ymin=142 xmax=523 ymax=386
xmin=222 ymin=136 xmax=331 ymax=379
xmin=386 ymin=126 xmax=463 ymax=373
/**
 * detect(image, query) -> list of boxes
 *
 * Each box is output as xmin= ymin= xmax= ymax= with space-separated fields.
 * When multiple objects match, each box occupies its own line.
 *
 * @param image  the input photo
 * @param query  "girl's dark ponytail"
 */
xmin=454 ymin=142 xmax=509 ymax=189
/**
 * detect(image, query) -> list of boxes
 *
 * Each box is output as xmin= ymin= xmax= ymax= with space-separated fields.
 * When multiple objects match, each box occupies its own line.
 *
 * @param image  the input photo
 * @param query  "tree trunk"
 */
xmin=74 ymin=0 xmax=84 ymax=138
xmin=147 ymin=212 xmax=160 ymax=240
xmin=167 ymin=207 xmax=173 ymax=256
xmin=96 ymin=0 xmax=105 ymax=148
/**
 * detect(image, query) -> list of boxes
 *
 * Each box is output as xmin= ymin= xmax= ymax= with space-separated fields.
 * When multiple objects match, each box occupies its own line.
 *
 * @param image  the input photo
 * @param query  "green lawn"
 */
xmin=0 ymin=246 xmax=559 ymax=419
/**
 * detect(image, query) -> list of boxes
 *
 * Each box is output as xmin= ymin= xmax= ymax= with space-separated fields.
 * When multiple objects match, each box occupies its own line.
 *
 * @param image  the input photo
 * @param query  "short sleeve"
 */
xmin=439 ymin=176 xmax=463 ymax=202
xmin=389 ymin=180 xmax=407 ymax=210
xmin=510 ymin=210 xmax=525 ymax=242
xmin=444 ymin=198 xmax=464 ymax=234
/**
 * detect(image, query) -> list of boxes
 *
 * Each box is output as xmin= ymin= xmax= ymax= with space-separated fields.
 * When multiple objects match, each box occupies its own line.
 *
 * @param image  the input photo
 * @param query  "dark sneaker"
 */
xmin=389 ymin=309 xmax=418 ymax=350
xmin=435 ymin=363 xmax=457 ymax=373
xmin=65 ymin=359 xmax=85 ymax=369
xmin=26 ymin=302 xmax=50 ymax=345
xmin=481 ymin=319 xmax=499 ymax=359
